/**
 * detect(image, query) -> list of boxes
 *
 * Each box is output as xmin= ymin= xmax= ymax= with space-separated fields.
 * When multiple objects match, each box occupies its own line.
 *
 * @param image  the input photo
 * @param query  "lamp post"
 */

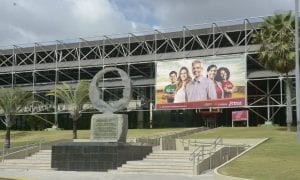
xmin=295 ymin=0 xmax=300 ymax=143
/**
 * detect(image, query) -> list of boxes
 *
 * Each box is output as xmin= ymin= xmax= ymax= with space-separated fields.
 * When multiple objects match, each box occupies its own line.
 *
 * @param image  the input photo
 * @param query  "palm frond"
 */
xmin=0 ymin=88 xmax=33 ymax=119
xmin=47 ymin=81 xmax=90 ymax=119
xmin=252 ymin=11 xmax=295 ymax=74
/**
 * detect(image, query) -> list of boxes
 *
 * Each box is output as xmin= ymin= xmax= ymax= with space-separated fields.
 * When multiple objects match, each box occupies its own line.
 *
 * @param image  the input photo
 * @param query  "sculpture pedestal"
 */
xmin=51 ymin=142 xmax=152 ymax=171
xmin=90 ymin=114 xmax=128 ymax=143
xmin=51 ymin=113 xmax=152 ymax=172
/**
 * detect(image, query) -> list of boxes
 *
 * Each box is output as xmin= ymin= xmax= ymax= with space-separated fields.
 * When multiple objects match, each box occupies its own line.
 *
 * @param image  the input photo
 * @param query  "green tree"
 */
xmin=252 ymin=11 xmax=295 ymax=131
xmin=0 ymin=88 xmax=33 ymax=148
xmin=47 ymin=81 xmax=89 ymax=139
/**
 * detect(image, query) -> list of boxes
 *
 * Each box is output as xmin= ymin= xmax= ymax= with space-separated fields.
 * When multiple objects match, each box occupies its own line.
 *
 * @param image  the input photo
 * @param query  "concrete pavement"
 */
xmin=0 ymin=169 xmax=215 ymax=180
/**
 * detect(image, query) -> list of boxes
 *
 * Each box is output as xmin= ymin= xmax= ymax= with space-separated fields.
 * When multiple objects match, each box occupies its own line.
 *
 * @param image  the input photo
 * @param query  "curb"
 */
xmin=213 ymin=138 xmax=269 ymax=180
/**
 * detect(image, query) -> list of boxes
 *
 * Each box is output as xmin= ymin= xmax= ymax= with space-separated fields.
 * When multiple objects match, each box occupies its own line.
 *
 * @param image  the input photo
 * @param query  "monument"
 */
xmin=51 ymin=67 xmax=152 ymax=171
xmin=89 ymin=67 xmax=130 ymax=143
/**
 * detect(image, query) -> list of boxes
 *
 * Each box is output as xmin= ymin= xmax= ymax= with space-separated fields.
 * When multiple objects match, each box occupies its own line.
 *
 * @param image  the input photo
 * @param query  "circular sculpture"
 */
xmin=89 ymin=67 xmax=131 ymax=113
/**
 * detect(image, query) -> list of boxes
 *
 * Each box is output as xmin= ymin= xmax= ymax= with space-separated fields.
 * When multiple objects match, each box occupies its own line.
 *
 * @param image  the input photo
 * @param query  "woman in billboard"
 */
xmin=207 ymin=64 xmax=223 ymax=99
xmin=216 ymin=67 xmax=234 ymax=98
xmin=174 ymin=67 xmax=192 ymax=103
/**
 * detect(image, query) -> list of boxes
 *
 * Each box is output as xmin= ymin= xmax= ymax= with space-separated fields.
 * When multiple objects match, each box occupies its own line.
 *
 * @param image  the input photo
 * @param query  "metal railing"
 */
xmin=189 ymin=137 xmax=223 ymax=167
xmin=1 ymin=141 xmax=42 ymax=162
xmin=129 ymin=127 xmax=208 ymax=150
xmin=186 ymin=137 xmax=250 ymax=174
xmin=1 ymin=139 xmax=70 ymax=162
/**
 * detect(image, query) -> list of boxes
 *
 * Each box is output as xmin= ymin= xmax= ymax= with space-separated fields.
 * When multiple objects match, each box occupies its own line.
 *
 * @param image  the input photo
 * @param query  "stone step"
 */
xmin=39 ymin=150 xmax=51 ymax=152
xmin=26 ymin=156 xmax=51 ymax=159
xmin=121 ymin=164 xmax=193 ymax=170
xmin=117 ymin=167 xmax=193 ymax=174
xmin=146 ymin=154 xmax=190 ymax=158
xmin=33 ymin=150 xmax=51 ymax=153
xmin=0 ymin=166 xmax=52 ymax=170
xmin=0 ymin=164 xmax=51 ymax=168
xmin=126 ymin=161 xmax=192 ymax=166
xmin=142 ymin=159 xmax=191 ymax=163
xmin=152 ymin=151 xmax=192 ymax=154
xmin=31 ymin=154 xmax=51 ymax=157
xmin=2 ymin=161 xmax=50 ymax=165
xmin=28 ymin=156 xmax=51 ymax=159
xmin=151 ymin=153 xmax=191 ymax=156
xmin=109 ymin=169 xmax=193 ymax=176
xmin=152 ymin=152 xmax=191 ymax=155
xmin=0 ymin=149 xmax=53 ymax=170
xmin=25 ymin=157 xmax=51 ymax=161
xmin=3 ymin=158 xmax=50 ymax=161
xmin=145 ymin=156 xmax=190 ymax=160
xmin=34 ymin=152 xmax=51 ymax=155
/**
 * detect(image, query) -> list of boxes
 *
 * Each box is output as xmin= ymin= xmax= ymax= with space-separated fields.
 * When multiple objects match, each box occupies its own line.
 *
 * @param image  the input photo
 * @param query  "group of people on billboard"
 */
xmin=163 ymin=60 xmax=235 ymax=103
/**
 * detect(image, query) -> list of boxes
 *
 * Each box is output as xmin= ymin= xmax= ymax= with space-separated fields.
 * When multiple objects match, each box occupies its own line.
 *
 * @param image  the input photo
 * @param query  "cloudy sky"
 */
xmin=0 ymin=0 xmax=294 ymax=47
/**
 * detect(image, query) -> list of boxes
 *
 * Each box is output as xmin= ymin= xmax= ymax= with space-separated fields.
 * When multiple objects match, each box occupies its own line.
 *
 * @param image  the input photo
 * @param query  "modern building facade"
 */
xmin=0 ymin=17 xmax=296 ymax=130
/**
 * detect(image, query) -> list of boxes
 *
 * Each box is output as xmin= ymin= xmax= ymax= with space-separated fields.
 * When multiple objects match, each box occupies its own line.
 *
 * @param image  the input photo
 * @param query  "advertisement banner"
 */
xmin=155 ymin=54 xmax=246 ymax=109
xmin=232 ymin=110 xmax=249 ymax=121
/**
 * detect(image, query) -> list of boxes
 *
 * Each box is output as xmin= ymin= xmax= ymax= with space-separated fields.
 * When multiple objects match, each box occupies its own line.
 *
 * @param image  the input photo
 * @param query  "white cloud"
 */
xmin=0 ymin=0 xmax=295 ymax=47
xmin=71 ymin=0 xmax=112 ymax=21
xmin=0 ymin=0 xmax=140 ymax=47
xmin=146 ymin=0 xmax=293 ymax=28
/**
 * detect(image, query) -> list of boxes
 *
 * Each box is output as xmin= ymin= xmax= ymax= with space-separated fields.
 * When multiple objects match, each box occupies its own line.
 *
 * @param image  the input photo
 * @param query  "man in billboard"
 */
xmin=186 ymin=60 xmax=217 ymax=102
xmin=163 ymin=71 xmax=177 ymax=103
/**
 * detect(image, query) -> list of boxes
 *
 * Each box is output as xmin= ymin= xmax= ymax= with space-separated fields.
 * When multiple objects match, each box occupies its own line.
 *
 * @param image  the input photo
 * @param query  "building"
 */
xmin=0 ymin=17 xmax=296 ymax=130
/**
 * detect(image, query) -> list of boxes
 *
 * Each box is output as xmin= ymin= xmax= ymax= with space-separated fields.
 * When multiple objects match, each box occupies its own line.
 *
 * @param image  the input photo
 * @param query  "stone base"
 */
xmin=51 ymin=142 xmax=152 ymax=171
xmin=90 ymin=114 xmax=128 ymax=143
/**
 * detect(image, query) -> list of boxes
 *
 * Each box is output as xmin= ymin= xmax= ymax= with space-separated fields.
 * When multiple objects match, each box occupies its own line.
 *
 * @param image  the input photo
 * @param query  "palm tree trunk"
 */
xmin=73 ymin=119 xmax=77 ymax=139
xmin=4 ymin=126 xmax=11 ymax=149
xmin=286 ymin=77 xmax=293 ymax=131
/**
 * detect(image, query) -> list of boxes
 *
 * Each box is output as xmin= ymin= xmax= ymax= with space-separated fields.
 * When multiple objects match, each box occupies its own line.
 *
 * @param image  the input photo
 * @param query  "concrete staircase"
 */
xmin=115 ymin=150 xmax=195 ymax=175
xmin=0 ymin=150 xmax=52 ymax=170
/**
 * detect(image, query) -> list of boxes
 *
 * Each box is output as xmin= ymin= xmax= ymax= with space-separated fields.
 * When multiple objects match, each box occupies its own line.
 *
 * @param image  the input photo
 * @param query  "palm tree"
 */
xmin=47 ymin=81 xmax=89 ymax=139
xmin=0 ymin=88 xmax=33 ymax=148
xmin=252 ymin=11 xmax=295 ymax=131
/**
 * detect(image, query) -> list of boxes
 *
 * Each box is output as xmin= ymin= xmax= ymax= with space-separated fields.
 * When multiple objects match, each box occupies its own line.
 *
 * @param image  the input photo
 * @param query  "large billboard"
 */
xmin=155 ymin=54 xmax=246 ymax=109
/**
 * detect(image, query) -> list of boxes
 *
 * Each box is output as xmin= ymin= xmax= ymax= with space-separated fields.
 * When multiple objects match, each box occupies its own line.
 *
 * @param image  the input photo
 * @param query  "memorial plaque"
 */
xmin=90 ymin=114 xmax=128 ymax=143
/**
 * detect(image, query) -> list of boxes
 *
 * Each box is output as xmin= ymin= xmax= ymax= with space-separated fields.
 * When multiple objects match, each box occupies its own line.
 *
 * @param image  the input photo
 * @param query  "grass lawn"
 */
xmin=186 ymin=126 xmax=300 ymax=180
xmin=0 ymin=128 xmax=190 ymax=148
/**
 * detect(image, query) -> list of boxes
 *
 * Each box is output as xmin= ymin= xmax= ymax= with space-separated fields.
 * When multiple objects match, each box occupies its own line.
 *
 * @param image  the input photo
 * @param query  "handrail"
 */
xmin=134 ymin=127 xmax=207 ymax=149
xmin=189 ymin=143 xmax=211 ymax=159
xmin=180 ymin=138 xmax=250 ymax=149
xmin=3 ymin=145 xmax=39 ymax=161
xmin=1 ymin=139 xmax=71 ymax=162
xmin=189 ymin=136 xmax=224 ymax=174
xmin=189 ymin=136 xmax=222 ymax=161
xmin=188 ymin=137 xmax=252 ymax=175
xmin=1 ymin=141 xmax=43 ymax=162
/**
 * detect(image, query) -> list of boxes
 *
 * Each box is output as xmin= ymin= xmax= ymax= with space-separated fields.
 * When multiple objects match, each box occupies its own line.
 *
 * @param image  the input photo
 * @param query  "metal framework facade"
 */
xmin=0 ymin=17 xmax=296 ymax=126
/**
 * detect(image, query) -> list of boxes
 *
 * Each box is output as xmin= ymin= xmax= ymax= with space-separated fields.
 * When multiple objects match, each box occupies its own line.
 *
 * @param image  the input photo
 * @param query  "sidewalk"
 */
xmin=0 ymin=169 xmax=215 ymax=180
